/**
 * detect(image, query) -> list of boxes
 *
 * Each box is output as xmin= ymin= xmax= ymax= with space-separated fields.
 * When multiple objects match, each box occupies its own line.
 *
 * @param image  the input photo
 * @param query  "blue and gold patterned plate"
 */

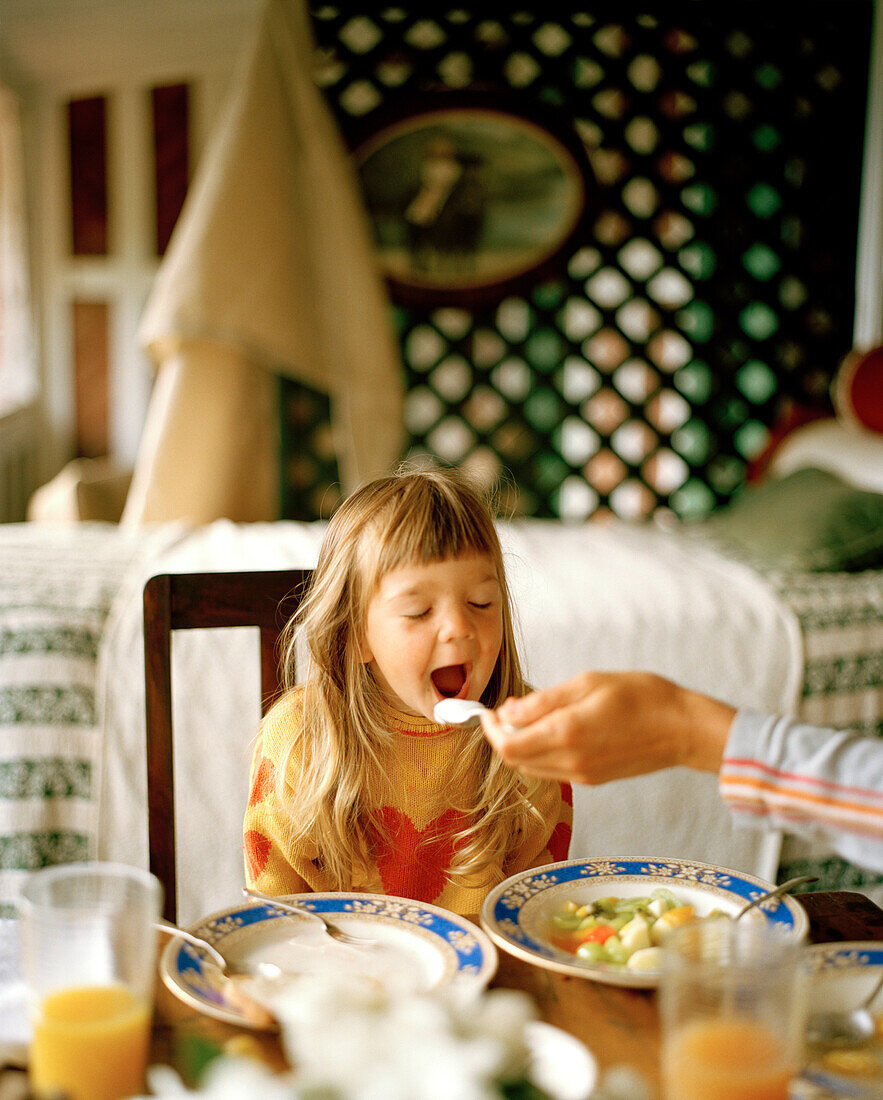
xmin=807 ymin=940 xmax=883 ymax=1004
xmin=161 ymin=893 xmax=498 ymax=1027
xmin=799 ymin=942 xmax=883 ymax=1095
xmin=480 ymin=856 xmax=809 ymax=989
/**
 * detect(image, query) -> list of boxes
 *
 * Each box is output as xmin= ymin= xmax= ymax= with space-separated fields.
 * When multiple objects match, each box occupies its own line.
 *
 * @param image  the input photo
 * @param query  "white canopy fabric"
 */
xmin=0 ymin=83 xmax=39 ymax=413
xmin=123 ymin=0 xmax=404 ymax=524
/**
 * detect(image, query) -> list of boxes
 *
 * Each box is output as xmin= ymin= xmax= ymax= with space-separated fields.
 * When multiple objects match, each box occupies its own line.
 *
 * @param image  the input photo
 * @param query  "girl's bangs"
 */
xmin=370 ymin=489 xmax=498 ymax=580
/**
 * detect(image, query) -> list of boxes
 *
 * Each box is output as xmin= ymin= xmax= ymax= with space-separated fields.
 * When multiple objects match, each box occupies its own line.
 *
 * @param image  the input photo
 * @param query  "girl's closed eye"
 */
xmin=469 ymin=582 xmax=501 ymax=611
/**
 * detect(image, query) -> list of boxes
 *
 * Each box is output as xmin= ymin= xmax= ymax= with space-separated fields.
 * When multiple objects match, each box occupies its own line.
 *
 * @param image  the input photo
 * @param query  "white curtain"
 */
xmin=122 ymin=0 xmax=404 ymax=526
xmin=0 ymin=83 xmax=38 ymax=414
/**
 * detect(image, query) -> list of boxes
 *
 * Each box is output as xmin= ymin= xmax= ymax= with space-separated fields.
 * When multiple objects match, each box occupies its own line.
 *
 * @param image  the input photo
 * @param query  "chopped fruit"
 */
xmin=619 ymin=914 xmax=651 ymax=954
xmin=579 ymin=924 xmax=617 ymax=945
xmin=626 ymin=947 xmax=663 ymax=971
xmin=548 ymin=892 xmax=713 ymax=968
xmin=431 ymin=665 xmax=466 ymax=697
xmin=650 ymin=905 xmax=696 ymax=945
xmin=551 ymin=921 xmax=616 ymax=954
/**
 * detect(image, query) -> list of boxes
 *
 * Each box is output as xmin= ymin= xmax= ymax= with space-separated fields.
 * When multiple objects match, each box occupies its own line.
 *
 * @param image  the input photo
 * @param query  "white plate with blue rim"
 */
xmin=806 ymin=940 xmax=883 ymax=1022
xmin=480 ymin=856 xmax=809 ymax=989
xmin=161 ymin=893 xmax=498 ymax=1028
xmin=798 ymin=942 xmax=883 ymax=1096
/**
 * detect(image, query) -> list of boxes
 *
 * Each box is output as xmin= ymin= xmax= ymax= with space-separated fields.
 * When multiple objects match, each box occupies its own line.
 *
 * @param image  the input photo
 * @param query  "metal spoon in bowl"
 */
xmin=806 ymin=969 xmax=883 ymax=1047
xmin=152 ymin=921 xmax=279 ymax=1029
xmin=152 ymin=921 xmax=285 ymax=980
xmin=152 ymin=920 xmax=228 ymax=970
xmin=242 ymin=887 xmax=376 ymax=946
xmin=733 ymin=875 xmax=818 ymax=920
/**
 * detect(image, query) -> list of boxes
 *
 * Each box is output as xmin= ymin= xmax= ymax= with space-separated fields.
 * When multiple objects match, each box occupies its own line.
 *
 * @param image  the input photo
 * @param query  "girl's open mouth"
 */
xmin=431 ymin=664 xmax=468 ymax=699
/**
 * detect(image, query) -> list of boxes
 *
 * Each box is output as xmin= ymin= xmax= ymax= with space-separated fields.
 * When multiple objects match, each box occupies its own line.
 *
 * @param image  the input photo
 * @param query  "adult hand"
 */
xmin=483 ymin=671 xmax=735 ymax=785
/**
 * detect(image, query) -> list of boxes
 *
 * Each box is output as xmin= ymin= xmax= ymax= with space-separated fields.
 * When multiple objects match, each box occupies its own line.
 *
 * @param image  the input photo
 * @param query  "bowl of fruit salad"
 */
xmin=481 ymin=856 xmax=809 ymax=988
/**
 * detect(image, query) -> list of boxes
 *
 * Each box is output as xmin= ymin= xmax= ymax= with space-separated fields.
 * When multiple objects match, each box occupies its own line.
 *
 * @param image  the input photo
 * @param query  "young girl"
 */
xmin=243 ymin=468 xmax=572 ymax=916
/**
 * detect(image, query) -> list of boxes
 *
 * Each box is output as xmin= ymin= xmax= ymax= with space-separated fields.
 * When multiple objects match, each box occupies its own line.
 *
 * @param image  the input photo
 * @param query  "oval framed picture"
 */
xmin=352 ymin=92 xmax=595 ymax=307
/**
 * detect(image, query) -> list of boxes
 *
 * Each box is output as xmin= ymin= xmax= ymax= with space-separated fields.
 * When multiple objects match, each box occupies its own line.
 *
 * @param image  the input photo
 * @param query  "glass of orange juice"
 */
xmin=659 ymin=917 xmax=808 ymax=1100
xmin=18 ymin=862 xmax=163 ymax=1100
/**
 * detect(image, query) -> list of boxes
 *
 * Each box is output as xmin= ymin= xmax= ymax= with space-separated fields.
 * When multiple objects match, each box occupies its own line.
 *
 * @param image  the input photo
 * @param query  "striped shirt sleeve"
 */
xmin=720 ymin=711 xmax=883 ymax=873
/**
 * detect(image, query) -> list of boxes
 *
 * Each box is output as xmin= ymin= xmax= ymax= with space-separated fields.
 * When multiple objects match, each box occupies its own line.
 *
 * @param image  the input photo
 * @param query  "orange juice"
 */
xmin=30 ymin=984 xmax=151 ymax=1100
xmin=663 ymin=1017 xmax=795 ymax=1100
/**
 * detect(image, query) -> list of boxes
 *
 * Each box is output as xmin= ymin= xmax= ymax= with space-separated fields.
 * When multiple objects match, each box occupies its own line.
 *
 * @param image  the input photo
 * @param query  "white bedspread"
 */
xmin=0 ymin=522 xmax=182 ymax=909
xmin=97 ymin=518 xmax=802 ymax=924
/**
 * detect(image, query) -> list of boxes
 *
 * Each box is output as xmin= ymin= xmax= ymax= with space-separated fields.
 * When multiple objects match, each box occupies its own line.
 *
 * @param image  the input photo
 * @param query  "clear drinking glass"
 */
xmin=659 ymin=918 xmax=807 ymax=1100
xmin=18 ymin=861 xmax=163 ymax=1100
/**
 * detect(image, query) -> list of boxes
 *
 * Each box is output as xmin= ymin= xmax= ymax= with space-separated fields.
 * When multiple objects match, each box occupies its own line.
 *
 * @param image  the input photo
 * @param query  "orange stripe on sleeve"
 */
xmin=720 ymin=772 xmax=883 ymax=822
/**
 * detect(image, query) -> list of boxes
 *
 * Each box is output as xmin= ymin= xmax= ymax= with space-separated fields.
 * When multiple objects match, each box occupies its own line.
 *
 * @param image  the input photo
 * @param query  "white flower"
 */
xmin=138 ymin=1057 xmax=295 ymax=1099
xmin=143 ymin=973 xmax=544 ymax=1100
xmin=278 ymin=974 xmax=537 ymax=1100
xmin=199 ymin=1058 xmax=296 ymax=1099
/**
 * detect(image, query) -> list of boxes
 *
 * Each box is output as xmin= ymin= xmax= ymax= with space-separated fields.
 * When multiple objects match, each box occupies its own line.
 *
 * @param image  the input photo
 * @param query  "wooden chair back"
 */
xmin=143 ymin=569 xmax=312 ymax=922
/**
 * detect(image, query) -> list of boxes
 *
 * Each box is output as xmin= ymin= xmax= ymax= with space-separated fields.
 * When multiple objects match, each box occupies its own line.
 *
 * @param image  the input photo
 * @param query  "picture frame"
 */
xmin=351 ymin=92 xmax=596 ymax=307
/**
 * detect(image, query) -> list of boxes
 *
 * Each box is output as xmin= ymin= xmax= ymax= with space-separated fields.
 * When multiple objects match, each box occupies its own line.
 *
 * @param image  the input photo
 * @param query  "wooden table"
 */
xmin=491 ymin=947 xmax=661 ymax=1087
xmin=151 ymin=934 xmax=662 ymax=1089
xmin=4 ymin=891 xmax=878 ymax=1099
xmin=151 ymin=891 xmax=883 ymax=1096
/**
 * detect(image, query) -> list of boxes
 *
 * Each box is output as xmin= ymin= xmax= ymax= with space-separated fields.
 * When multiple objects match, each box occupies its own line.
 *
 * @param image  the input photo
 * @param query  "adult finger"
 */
xmin=483 ymin=704 xmax=579 ymax=771
xmin=497 ymin=670 xmax=607 ymax=727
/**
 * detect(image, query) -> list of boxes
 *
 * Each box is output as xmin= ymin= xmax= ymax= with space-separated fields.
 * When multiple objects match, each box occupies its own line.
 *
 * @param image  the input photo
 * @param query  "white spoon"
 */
xmin=433 ymin=698 xmax=490 ymax=725
xmin=434 ymin=697 xmax=517 ymax=734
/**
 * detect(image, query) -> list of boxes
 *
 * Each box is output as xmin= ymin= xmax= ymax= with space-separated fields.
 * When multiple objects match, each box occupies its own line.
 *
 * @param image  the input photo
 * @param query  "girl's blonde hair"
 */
xmin=273 ymin=466 xmax=550 ymax=891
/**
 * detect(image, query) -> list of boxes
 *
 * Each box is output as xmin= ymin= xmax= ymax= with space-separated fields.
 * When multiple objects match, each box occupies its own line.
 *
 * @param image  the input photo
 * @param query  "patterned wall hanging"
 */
xmin=280 ymin=2 xmax=871 ymax=521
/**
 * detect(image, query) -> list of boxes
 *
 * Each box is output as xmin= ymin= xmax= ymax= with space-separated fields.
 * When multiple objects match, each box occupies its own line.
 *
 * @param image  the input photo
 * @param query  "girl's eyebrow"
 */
xmin=388 ymin=585 xmax=428 ymax=600
xmin=472 ymin=574 xmax=501 ymax=588
xmin=386 ymin=573 xmax=500 ymax=599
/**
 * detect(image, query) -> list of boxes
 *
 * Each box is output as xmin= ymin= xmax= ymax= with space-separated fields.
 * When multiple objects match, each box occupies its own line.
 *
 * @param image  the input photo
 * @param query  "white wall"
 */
xmin=1 ymin=0 xmax=261 ymax=480
xmin=855 ymin=0 xmax=883 ymax=348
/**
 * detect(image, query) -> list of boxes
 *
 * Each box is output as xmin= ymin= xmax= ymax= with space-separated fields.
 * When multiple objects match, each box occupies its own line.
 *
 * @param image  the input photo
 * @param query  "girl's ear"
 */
xmin=358 ymin=632 xmax=373 ymax=664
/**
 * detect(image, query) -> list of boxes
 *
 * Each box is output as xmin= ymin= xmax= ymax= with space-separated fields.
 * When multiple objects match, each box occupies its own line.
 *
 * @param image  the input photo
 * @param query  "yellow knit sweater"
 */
xmin=243 ymin=688 xmax=572 ymax=916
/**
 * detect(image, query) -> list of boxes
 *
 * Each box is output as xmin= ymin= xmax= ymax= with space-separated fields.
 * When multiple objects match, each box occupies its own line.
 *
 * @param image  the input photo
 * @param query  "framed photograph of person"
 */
xmin=351 ymin=92 xmax=596 ymax=307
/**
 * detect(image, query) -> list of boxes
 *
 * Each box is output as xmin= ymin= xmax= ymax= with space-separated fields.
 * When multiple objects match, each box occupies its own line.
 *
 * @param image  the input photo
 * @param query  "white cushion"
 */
xmin=770 ymin=418 xmax=883 ymax=493
xmin=27 ymin=458 xmax=132 ymax=523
